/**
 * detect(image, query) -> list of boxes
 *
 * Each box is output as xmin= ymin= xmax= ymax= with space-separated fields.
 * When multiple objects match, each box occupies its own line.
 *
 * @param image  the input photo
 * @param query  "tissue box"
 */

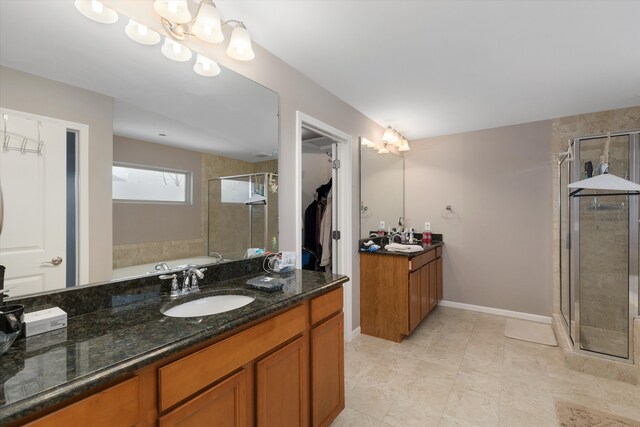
xmin=23 ymin=307 xmax=67 ymax=337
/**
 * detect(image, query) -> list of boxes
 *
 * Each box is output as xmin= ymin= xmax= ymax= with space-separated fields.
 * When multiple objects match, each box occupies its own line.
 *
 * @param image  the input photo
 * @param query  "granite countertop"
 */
xmin=0 ymin=269 xmax=348 ymax=425
xmin=361 ymin=241 xmax=444 ymax=258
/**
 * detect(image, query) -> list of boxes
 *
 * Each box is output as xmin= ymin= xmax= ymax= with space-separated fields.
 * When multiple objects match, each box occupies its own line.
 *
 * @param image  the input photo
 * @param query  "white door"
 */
xmin=0 ymin=108 xmax=67 ymax=297
xmin=331 ymin=141 xmax=339 ymax=275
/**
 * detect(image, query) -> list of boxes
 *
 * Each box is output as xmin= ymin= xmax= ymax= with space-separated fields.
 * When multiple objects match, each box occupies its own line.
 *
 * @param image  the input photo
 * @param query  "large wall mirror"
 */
xmin=360 ymin=138 xmax=404 ymax=239
xmin=0 ymin=1 xmax=278 ymax=298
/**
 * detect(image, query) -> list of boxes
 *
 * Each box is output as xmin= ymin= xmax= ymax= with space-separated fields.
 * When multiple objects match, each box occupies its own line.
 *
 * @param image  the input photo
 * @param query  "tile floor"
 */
xmin=331 ymin=307 xmax=640 ymax=426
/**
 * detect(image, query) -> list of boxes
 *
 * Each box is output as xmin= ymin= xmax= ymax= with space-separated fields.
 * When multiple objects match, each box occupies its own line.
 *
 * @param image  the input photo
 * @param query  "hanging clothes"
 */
xmin=302 ymin=179 xmax=332 ymax=270
xmin=319 ymin=188 xmax=332 ymax=268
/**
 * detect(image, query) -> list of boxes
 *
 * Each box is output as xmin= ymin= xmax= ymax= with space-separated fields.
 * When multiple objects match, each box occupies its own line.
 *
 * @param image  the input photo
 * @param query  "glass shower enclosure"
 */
xmin=559 ymin=131 xmax=639 ymax=361
xmin=208 ymin=173 xmax=278 ymax=261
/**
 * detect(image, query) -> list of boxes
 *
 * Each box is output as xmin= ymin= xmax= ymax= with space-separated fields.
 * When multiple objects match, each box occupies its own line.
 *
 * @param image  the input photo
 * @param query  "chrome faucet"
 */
xmin=155 ymin=262 xmax=170 ymax=272
xmin=183 ymin=267 xmax=207 ymax=293
xmin=160 ymin=267 xmax=207 ymax=297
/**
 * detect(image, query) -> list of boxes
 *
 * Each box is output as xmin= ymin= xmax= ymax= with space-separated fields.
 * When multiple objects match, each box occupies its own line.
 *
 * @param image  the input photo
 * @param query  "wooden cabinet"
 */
xmin=436 ymin=256 xmax=443 ymax=303
xmin=20 ymin=287 xmax=345 ymax=427
xmin=24 ymin=377 xmax=140 ymax=427
xmin=409 ymin=270 xmax=421 ymax=332
xmin=361 ymin=246 xmax=444 ymax=342
xmin=256 ymin=336 xmax=308 ymax=426
xmin=158 ymin=370 xmax=247 ymax=427
xmin=311 ymin=312 xmax=344 ymax=427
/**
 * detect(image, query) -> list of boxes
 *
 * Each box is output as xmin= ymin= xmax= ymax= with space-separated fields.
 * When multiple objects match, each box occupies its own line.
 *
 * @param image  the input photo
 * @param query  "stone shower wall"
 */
xmin=551 ymin=106 xmax=640 ymax=350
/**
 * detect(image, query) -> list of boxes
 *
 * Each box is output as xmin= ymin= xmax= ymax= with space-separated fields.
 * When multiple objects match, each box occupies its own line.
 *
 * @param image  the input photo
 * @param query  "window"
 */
xmin=112 ymin=163 xmax=191 ymax=203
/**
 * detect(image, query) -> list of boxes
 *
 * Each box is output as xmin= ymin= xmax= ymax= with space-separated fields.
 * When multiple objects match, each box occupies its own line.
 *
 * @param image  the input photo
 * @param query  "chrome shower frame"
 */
xmin=560 ymin=130 xmax=640 ymax=363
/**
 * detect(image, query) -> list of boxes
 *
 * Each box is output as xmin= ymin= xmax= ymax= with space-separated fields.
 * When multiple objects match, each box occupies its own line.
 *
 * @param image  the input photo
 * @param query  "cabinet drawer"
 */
xmin=158 ymin=369 xmax=247 ymax=427
xmin=158 ymin=304 xmax=307 ymax=412
xmin=436 ymin=247 xmax=442 ymax=258
xmin=25 ymin=377 xmax=139 ymax=427
xmin=409 ymin=250 xmax=435 ymax=271
xmin=311 ymin=287 xmax=343 ymax=325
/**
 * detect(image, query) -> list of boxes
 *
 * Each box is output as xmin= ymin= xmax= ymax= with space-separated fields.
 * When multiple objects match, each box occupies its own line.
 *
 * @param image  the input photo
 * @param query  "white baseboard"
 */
xmin=439 ymin=300 xmax=551 ymax=324
xmin=350 ymin=326 xmax=361 ymax=341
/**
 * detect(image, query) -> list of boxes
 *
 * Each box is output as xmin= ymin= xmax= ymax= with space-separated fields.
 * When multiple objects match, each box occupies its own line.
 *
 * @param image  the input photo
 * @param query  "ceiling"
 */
xmin=217 ymin=0 xmax=640 ymax=140
xmin=0 ymin=0 xmax=278 ymax=162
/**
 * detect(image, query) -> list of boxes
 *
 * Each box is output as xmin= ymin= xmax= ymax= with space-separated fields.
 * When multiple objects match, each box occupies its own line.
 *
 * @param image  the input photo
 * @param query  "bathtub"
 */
xmin=112 ymin=256 xmax=226 ymax=281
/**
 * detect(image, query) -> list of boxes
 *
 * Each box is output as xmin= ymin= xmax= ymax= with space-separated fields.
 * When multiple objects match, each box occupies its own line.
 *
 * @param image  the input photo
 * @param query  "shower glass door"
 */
xmin=574 ymin=135 xmax=632 ymax=359
xmin=559 ymin=154 xmax=572 ymax=340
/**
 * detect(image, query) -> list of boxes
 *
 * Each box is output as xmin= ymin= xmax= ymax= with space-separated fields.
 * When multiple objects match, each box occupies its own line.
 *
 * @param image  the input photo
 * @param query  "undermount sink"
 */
xmin=162 ymin=295 xmax=256 ymax=318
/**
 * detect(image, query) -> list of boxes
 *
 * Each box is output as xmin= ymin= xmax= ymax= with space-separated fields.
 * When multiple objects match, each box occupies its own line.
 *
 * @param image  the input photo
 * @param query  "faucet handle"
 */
xmin=160 ymin=274 xmax=179 ymax=297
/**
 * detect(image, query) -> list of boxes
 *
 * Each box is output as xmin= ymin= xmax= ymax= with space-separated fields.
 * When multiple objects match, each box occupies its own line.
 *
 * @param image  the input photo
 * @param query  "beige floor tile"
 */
xmin=500 ymin=379 xmax=555 ymax=415
xmin=498 ymin=404 xmax=558 ymax=427
xmin=343 ymin=308 xmax=640 ymax=427
xmin=345 ymin=382 xmax=396 ymax=421
xmin=330 ymin=407 xmax=381 ymax=427
xmin=441 ymin=387 xmax=500 ymax=427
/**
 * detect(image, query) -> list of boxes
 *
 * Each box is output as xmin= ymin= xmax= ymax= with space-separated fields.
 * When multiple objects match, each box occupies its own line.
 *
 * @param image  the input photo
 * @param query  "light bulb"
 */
xmin=192 ymin=2 xmax=223 ymax=43
xmin=194 ymin=54 xmax=221 ymax=77
xmin=161 ymin=37 xmax=192 ymax=61
xmin=153 ymin=0 xmax=192 ymax=24
xmin=125 ymin=19 xmax=161 ymax=45
xmin=226 ymin=23 xmax=255 ymax=61
xmin=91 ymin=0 xmax=103 ymax=13
xmin=74 ymin=0 xmax=118 ymax=24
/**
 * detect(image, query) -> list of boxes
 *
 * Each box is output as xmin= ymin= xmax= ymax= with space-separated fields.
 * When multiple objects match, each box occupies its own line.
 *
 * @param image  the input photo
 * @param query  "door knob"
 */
xmin=42 ymin=257 xmax=63 ymax=266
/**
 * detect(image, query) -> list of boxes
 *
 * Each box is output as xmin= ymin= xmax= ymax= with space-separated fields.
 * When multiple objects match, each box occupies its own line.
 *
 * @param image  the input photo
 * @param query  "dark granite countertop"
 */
xmin=361 ymin=241 xmax=444 ymax=258
xmin=0 ymin=269 xmax=347 ymax=425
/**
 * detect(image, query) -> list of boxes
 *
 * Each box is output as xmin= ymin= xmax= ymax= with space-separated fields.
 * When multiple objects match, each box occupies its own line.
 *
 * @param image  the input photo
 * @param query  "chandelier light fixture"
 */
xmin=75 ymin=0 xmax=255 ymax=79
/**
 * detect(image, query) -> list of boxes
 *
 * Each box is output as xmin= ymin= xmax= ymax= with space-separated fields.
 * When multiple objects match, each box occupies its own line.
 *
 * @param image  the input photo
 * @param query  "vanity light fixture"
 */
xmin=74 ymin=0 xmax=118 ymax=24
xmin=381 ymin=126 xmax=410 ymax=152
xmin=161 ymin=37 xmax=193 ymax=61
xmin=382 ymin=126 xmax=395 ymax=144
xmin=154 ymin=0 xmax=192 ymax=24
xmin=398 ymin=138 xmax=410 ymax=152
xmin=194 ymin=54 xmax=221 ymax=76
xmin=125 ymin=19 xmax=161 ymax=45
xmin=378 ymin=144 xmax=390 ymax=154
xmin=154 ymin=0 xmax=255 ymax=61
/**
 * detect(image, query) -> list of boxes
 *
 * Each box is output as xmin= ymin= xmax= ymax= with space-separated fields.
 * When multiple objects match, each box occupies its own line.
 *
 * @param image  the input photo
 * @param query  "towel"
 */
xmin=384 ymin=243 xmax=424 ymax=253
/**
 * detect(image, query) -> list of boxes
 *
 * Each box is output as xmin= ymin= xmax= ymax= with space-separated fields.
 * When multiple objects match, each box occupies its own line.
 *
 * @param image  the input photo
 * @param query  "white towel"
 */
xmin=384 ymin=243 xmax=424 ymax=253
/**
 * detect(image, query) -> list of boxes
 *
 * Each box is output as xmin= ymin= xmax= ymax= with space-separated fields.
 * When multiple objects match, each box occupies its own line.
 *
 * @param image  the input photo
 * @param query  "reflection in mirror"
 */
xmin=0 ymin=1 xmax=278 ymax=298
xmin=360 ymin=137 xmax=404 ymax=239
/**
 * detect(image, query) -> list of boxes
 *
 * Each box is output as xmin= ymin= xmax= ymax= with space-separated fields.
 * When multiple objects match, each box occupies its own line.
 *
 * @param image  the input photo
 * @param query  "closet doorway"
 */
xmin=295 ymin=112 xmax=353 ymax=341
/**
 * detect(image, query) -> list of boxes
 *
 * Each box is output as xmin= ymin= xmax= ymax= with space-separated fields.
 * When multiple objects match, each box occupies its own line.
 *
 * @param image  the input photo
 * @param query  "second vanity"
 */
xmin=360 ymin=242 xmax=443 ymax=342
xmin=0 ymin=261 xmax=348 ymax=427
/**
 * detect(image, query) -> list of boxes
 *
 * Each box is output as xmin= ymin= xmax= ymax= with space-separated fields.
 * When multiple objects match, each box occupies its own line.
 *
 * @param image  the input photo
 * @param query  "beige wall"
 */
xmin=0 ymin=66 xmax=113 ymax=283
xmin=113 ymin=135 xmax=202 ymax=245
xmin=405 ymin=121 xmax=553 ymax=316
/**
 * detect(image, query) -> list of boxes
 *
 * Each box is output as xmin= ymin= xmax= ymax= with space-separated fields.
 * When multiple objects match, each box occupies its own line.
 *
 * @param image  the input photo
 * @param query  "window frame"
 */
xmin=112 ymin=162 xmax=193 ymax=205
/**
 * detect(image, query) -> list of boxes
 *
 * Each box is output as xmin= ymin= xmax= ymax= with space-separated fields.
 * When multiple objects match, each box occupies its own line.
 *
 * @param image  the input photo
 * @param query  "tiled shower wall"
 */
xmin=551 ymin=105 xmax=640 ymax=318
xmin=114 ymin=153 xmax=277 ymax=268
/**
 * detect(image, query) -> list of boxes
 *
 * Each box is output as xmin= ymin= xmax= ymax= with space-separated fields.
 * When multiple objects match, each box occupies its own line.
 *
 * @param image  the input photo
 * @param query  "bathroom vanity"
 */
xmin=0 ymin=263 xmax=347 ymax=427
xmin=360 ymin=243 xmax=443 ymax=342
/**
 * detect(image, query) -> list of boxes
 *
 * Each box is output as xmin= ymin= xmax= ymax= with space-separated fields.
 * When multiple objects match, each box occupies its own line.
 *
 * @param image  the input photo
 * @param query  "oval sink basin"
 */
xmin=162 ymin=295 xmax=255 ymax=318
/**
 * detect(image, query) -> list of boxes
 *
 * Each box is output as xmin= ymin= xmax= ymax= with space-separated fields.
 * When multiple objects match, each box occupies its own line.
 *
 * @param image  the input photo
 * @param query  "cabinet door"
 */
xmin=436 ymin=257 xmax=443 ymax=303
xmin=158 ymin=370 xmax=247 ymax=427
xmin=408 ymin=270 xmax=421 ymax=332
xmin=25 ymin=377 xmax=139 ymax=427
xmin=420 ymin=265 xmax=429 ymax=319
xmin=256 ymin=336 xmax=308 ymax=427
xmin=311 ymin=312 xmax=344 ymax=427
xmin=429 ymin=261 xmax=437 ymax=310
